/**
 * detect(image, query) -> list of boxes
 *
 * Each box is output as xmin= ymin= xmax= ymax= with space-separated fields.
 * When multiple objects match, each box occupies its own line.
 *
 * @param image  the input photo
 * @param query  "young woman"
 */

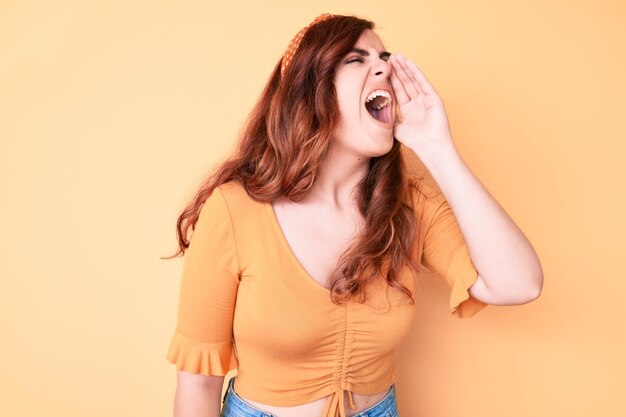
xmin=164 ymin=13 xmax=543 ymax=417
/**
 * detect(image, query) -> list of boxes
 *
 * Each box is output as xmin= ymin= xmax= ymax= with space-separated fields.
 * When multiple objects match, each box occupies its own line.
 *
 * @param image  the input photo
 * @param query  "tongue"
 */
xmin=367 ymin=105 xmax=391 ymax=124
xmin=365 ymin=95 xmax=391 ymax=124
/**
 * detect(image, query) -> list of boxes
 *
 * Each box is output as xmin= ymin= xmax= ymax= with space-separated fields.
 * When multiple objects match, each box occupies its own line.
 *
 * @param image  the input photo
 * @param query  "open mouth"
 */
xmin=364 ymin=89 xmax=393 ymax=124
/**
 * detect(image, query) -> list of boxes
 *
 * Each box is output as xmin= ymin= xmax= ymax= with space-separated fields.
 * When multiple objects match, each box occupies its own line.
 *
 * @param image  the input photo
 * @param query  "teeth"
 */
xmin=372 ymin=98 xmax=391 ymax=110
xmin=365 ymin=89 xmax=392 ymax=110
xmin=366 ymin=89 xmax=391 ymax=102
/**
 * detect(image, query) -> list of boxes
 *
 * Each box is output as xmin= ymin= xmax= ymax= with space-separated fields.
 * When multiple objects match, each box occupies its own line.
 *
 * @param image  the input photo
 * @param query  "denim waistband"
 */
xmin=221 ymin=376 xmax=398 ymax=417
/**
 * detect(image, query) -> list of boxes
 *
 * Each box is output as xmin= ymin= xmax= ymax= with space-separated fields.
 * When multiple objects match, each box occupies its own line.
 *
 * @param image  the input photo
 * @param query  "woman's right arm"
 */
xmin=174 ymin=371 xmax=225 ymax=417
xmin=167 ymin=187 xmax=240 ymax=415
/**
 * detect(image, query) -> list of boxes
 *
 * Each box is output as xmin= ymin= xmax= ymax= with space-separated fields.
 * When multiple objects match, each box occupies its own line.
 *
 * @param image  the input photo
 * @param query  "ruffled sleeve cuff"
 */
xmin=166 ymin=329 xmax=239 ymax=375
xmin=447 ymin=245 xmax=489 ymax=319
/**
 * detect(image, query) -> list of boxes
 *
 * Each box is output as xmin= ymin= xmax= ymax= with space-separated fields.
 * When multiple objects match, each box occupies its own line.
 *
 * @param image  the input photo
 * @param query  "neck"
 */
xmin=306 ymin=144 xmax=370 ymax=210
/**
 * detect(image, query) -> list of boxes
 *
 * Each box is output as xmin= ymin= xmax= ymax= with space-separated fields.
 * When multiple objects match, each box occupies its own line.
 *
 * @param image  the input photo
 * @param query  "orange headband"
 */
xmin=280 ymin=13 xmax=335 ymax=78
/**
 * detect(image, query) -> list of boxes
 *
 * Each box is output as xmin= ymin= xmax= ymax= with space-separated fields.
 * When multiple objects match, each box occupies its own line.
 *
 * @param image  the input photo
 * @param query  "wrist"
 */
xmin=411 ymin=139 xmax=460 ymax=171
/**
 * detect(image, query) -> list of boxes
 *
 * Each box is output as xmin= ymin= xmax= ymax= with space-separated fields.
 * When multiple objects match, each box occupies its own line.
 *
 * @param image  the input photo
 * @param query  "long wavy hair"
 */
xmin=162 ymin=14 xmax=432 ymax=305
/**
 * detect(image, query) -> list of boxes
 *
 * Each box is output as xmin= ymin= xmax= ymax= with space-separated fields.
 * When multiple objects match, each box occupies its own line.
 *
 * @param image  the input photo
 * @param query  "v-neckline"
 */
xmin=265 ymin=200 xmax=333 ymax=295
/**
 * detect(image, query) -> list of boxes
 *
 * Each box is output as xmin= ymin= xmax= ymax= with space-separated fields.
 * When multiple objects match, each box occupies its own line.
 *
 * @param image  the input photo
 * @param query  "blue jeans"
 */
xmin=221 ymin=376 xmax=399 ymax=417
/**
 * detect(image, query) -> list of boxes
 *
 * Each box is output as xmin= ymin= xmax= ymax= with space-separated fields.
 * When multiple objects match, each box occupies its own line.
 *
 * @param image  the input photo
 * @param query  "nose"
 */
xmin=372 ymin=56 xmax=392 ymax=79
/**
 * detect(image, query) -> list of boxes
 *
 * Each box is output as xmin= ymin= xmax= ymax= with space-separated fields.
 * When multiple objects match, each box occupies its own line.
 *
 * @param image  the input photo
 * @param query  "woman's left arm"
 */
xmin=389 ymin=53 xmax=543 ymax=305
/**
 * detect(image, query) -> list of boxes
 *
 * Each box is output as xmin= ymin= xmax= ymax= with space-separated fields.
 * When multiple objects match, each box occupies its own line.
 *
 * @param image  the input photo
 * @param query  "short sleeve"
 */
xmin=420 ymin=189 xmax=488 ymax=318
xmin=165 ymin=186 xmax=240 ymax=375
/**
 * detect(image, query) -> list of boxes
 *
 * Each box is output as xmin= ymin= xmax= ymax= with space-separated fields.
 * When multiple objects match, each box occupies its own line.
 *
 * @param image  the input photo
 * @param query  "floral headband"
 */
xmin=280 ymin=13 xmax=336 ymax=79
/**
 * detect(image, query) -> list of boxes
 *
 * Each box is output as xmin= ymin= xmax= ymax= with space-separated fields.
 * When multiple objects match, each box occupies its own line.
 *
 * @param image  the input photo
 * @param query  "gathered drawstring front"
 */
xmin=322 ymin=387 xmax=357 ymax=417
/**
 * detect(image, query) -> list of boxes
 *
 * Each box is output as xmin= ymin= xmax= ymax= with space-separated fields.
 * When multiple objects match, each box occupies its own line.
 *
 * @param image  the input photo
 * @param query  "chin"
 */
xmin=370 ymin=136 xmax=395 ymax=157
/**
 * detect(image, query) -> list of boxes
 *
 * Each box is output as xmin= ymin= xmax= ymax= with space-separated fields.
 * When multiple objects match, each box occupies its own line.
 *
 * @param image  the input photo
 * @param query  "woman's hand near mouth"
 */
xmin=389 ymin=53 xmax=455 ymax=155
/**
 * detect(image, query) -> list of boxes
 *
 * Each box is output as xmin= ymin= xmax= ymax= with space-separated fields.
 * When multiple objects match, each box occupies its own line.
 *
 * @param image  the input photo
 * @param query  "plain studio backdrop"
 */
xmin=0 ymin=1 xmax=624 ymax=416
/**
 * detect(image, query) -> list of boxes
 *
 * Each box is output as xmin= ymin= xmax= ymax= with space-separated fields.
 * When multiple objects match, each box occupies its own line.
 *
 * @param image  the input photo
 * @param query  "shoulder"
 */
xmin=408 ymin=178 xmax=444 ymax=214
xmin=216 ymin=179 xmax=250 ymax=204
xmin=216 ymin=178 xmax=244 ymax=194
xmin=215 ymin=179 xmax=265 ymax=217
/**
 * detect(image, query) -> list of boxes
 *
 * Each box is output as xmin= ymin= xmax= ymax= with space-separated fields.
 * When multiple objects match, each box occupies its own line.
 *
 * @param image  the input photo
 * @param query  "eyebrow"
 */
xmin=350 ymin=47 xmax=391 ymax=60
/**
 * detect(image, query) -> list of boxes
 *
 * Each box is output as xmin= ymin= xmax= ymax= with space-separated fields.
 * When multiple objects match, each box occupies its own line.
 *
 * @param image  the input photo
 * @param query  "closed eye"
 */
xmin=346 ymin=57 xmax=364 ymax=64
xmin=346 ymin=55 xmax=390 ymax=64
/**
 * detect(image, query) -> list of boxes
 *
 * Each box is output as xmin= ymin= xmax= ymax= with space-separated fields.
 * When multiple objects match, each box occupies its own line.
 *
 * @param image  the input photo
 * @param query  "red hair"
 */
xmin=162 ymin=14 xmax=432 ymax=305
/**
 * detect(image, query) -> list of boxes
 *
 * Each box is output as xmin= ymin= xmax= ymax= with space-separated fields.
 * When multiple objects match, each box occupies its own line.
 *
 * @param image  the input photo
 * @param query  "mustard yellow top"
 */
xmin=166 ymin=179 xmax=488 ymax=417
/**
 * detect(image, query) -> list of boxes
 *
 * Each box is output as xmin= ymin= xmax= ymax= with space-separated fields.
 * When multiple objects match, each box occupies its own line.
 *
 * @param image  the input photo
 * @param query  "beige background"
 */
xmin=1 ymin=0 xmax=624 ymax=416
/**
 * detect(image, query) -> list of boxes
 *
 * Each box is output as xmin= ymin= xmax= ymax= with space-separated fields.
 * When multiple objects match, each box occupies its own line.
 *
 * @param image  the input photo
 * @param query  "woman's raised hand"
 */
xmin=389 ymin=53 xmax=455 ymax=153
